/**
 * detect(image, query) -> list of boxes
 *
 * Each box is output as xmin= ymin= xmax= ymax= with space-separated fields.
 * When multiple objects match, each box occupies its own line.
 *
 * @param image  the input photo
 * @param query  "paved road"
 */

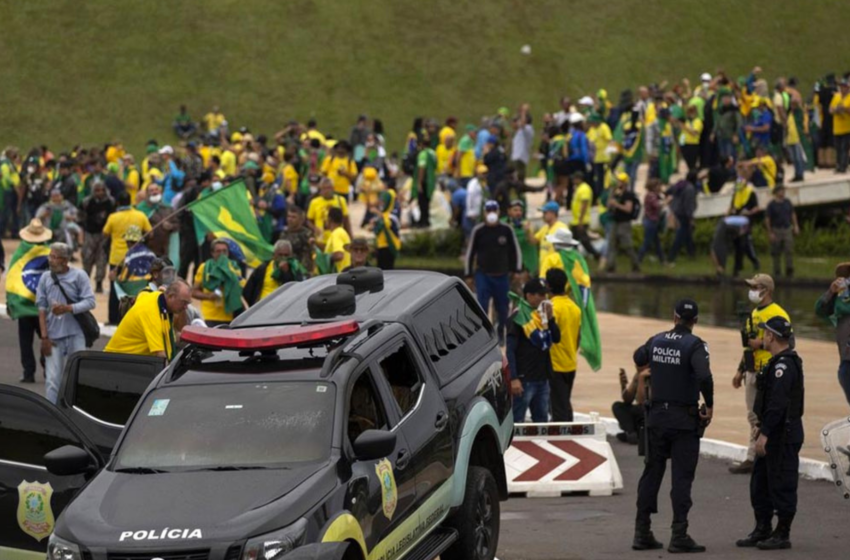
xmin=499 ymin=438 xmax=848 ymax=560
xmin=0 ymin=319 xmax=846 ymax=559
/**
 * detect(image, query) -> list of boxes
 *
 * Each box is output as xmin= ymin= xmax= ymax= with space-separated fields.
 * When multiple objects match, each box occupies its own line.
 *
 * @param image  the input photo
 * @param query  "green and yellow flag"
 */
xmin=313 ymin=246 xmax=333 ymax=276
xmin=558 ymin=249 xmax=602 ymax=371
xmin=5 ymin=241 xmax=51 ymax=319
xmin=189 ymin=179 xmax=273 ymax=267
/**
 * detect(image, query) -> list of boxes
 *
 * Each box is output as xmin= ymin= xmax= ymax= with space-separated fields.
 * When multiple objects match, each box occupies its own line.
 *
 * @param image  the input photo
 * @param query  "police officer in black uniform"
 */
xmin=736 ymin=316 xmax=804 ymax=550
xmin=632 ymin=299 xmax=714 ymax=553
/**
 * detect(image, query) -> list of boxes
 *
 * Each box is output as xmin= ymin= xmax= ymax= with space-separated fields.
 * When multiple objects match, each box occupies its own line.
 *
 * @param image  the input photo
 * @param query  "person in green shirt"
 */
xmin=173 ymin=104 xmax=197 ymax=140
xmin=0 ymin=147 xmax=21 ymax=238
xmin=413 ymin=138 xmax=437 ymax=228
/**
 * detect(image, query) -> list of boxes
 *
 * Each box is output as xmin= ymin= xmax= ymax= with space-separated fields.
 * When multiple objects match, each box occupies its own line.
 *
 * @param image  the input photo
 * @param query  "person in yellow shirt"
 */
xmin=243 ymin=240 xmax=307 ymax=306
xmin=586 ymin=114 xmax=612 ymax=197
xmin=324 ymin=207 xmax=351 ymax=273
xmin=569 ymin=172 xmax=601 ymax=259
xmin=439 ymin=117 xmax=458 ymax=146
xmin=219 ymin=145 xmax=238 ymax=178
xmin=104 ymin=141 xmax=125 ymax=164
xmin=357 ymin=166 xmax=385 ymax=225
xmin=545 ymin=267 xmax=582 ymax=422
xmin=307 ymin=178 xmax=351 ymax=244
xmin=680 ymin=104 xmax=703 ymax=171
xmin=192 ymin=239 xmax=246 ymax=326
xmin=729 ymin=274 xmax=790 ymax=474
xmin=830 ymin=79 xmax=850 ymax=173
xmin=744 ymin=146 xmax=777 ymax=189
xmin=203 ymin=106 xmax=226 ymax=134
xmin=280 ymin=152 xmax=300 ymax=200
xmin=122 ymin=154 xmax=141 ymax=204
xmin=533 ymin=201 xmax=568 ymax=266
xmin=102 ymin=191 xmax=153 ymax=324
xmin=435 ymin=134 xmax=457 ymax=176
xmin=539 ymin=227 xmax=582 ymax=278
xmin=105 ymin=281 xmax=193 ymax=361
xmin=321 ymin=143 xmax=358 ymax=198
xmin=457 ymin=125 xmax=478 ymax=184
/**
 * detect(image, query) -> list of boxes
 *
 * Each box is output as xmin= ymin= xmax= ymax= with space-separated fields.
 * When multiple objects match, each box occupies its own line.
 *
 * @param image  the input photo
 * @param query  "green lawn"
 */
xmin=1 ymin=1 xmax=848 ymax=156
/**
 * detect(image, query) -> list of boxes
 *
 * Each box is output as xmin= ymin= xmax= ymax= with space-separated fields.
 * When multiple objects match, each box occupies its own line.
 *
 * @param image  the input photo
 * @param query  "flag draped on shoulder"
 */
xmin=5 ymin=241 xmax=50 ymax=319
xmin=508 ymin=291 xmax=553 ymax=351
xmin=189 ymin=179 xmax=273 ymax=267
xmin=558 ymin=249 xmax=602 ymax=371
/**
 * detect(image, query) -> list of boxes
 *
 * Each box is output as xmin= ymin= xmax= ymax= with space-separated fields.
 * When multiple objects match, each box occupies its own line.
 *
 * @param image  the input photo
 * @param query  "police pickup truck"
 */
xmin=0 ymin=268 xmax=513 ymax=560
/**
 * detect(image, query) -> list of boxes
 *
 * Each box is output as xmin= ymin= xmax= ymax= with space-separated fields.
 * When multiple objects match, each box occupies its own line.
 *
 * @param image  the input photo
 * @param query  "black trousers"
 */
xmin=377 ymin=248 xmax=395 ymax=270
xmin=733 ymin=232 xmax=760 ymax=275
xmin=612 ymin=401 xmax=643 ymax=435
xmin=549 ymin=370 xmax=576 ymax=422
xmin=108 ymin=278 xmax=120 ymax=325
xmin=750 ymin=441 xmax=801 ymax=522
xmin=417 ymin=185 xmax=431 ymax=227
xmin=17 ymin=316 xmax=40 ymax=380
xmin=681 ymin=144 xmax=700 ymax=171
xmin=570 ymin=225 xmax=600 ymax=259
xmin=178 ymin=230 xmax=200 ymax=280
xmin=637 ymin=426 xmax=700 ymax=525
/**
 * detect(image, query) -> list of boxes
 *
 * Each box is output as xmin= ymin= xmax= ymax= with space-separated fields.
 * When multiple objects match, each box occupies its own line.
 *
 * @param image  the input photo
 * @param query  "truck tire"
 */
xmin=442 ymin=466 xmax=500 ymax=560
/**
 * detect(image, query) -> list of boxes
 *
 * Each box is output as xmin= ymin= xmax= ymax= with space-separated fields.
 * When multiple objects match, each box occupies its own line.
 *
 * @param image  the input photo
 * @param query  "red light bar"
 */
xmin=181 ymin=320 xmax=360 ymax=351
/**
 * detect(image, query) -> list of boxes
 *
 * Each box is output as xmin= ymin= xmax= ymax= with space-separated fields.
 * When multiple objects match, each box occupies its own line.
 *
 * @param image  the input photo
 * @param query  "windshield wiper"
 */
xmin=114 ymin=467 xmax=170 ymax=474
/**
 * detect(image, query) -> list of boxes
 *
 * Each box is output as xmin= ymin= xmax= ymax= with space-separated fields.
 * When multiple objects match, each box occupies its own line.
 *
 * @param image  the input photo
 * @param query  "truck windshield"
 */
xmin=114 ymin=381 xmax=334 ymax=471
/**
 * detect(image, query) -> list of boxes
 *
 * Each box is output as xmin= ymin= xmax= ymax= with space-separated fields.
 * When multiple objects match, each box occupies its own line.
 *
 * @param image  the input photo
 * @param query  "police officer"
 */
xmin=632 ymin=299 xmax=714 ymax=553
xmin=736 ymin=316 xmax=804 ymax=550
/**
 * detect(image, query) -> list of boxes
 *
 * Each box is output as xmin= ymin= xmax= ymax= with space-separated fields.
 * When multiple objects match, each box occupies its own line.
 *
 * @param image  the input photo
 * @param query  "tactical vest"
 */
xmin=648 ymin=328 xmax=702 ymax=405
xmin=755 ymin=351 xmax=804 ymax=423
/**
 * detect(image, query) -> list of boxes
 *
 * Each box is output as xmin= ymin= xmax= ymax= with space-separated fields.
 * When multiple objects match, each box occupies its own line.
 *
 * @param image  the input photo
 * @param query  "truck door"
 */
xmin=0 ymin=386 xmax=103 ymax=558
xmin=373 ymin=339 xmax=453 ymax=513
xmin=56 ymin=351 xmax=164 ymax=456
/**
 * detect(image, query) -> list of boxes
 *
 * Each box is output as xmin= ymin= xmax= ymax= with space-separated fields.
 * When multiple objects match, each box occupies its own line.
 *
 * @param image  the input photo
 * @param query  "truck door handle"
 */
xmin=435 ymin=411 xmax=448 ymax=431
xmin=396 ymin=449 xmax=410 ymax=470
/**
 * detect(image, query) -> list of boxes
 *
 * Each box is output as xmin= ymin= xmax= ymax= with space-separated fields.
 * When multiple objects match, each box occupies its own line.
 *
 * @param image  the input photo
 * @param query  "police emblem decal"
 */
xmin=375 ymin=458 xmax=398 ymax=520
xmin=17 ymin=480 xmax=55 ymax=542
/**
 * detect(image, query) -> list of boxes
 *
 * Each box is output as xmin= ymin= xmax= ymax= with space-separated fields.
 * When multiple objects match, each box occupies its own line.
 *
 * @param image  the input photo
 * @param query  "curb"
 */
xmin=575 ymin=412 xmax=832 ymax=482
xmin=0 ymin=304 xmax=117 ymax=338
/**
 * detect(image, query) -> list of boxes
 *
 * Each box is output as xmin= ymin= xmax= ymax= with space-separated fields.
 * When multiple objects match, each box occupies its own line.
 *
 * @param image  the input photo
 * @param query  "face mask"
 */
xmin=148 ymin=194 xmax=162 ymax=204
xmin=485 ymin=213 xmax=498 ymax=225
xmin=748 ymin=289 xmax=763 ymax=304
xmin=212 ymin=182 xmax=223 ymax=191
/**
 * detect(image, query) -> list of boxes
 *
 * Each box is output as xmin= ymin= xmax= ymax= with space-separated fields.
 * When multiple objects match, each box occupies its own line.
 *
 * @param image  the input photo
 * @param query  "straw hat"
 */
xmin=19 ymin=219 xmax=52 ymax=244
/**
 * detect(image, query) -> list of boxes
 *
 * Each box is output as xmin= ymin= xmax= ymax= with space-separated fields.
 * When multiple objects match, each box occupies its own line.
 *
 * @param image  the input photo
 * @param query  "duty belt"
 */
xmin=651 ymin=401 xmax=694 ymax=410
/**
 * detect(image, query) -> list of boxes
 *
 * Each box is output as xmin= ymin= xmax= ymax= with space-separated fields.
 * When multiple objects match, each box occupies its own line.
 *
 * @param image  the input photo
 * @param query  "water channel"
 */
xmin=593 ymin=281 xmax=834 ymax=342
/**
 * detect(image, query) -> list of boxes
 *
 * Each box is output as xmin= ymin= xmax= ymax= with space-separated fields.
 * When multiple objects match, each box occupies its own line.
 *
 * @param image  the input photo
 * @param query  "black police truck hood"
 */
xmin=56 ymin=463 xmax=337 ymax=546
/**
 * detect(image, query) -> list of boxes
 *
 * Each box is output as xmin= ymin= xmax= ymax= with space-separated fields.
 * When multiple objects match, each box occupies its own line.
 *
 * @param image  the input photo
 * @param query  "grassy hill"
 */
xmin=1 ymin=0 xmax=848 ymax=156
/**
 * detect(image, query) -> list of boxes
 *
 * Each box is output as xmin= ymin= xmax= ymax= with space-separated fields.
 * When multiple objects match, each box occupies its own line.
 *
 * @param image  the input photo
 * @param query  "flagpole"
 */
xmin=139 ymin=179 xmax=244 ymax=243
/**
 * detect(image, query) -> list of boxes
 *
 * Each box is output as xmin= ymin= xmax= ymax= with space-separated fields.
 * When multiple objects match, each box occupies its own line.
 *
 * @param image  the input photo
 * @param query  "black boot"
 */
xmin=757 ymin=517 xmax=792 ymax=550
xmin=668 ymin=522 xmax=706 ymax=553
xmin=632 ymin=519 xmax=663 ymax=551
xmin=736 ymin=519 xmax=773 ymax=547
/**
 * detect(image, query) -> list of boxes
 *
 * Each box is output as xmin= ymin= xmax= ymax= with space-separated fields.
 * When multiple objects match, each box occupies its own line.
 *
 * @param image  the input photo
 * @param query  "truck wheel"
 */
xmin=443 ymin=466 xmax=500 ymax=560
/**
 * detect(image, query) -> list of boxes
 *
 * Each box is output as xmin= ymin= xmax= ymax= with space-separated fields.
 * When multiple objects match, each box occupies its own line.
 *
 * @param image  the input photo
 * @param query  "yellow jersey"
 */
xmin=750 ymin=302 xmax=790 ymax=370
xmin=193 ymin=261 xmax=245 ymax=323
xmin=325 ymin=227 xmax=351 ymax=273
xmin=105 ymin=291 xmax=173 ymax=359
xmin=550 ymin=294 xmax=582 ymax=372
xmin=535 ymin=221 xmax=568 ymax=267
xmin=307 ymin=194 xmax=349 ymax=244
xmin=321 ymin=155 xmax=358 ymax=197
xmin=570 ymin=182 xmax=593 ymax=226
xmin=102 ymin=209 xmax=152 ymax=266
xmin=832 ymin=92 xmax=850 ymax=136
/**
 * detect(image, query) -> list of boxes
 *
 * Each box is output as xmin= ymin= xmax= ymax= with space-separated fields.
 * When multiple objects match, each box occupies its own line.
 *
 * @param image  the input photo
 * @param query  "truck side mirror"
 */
xmin=352 ymin=430 xmax=396 ymax=461
xmin=44 ymin=445 xmax=96 ymax=476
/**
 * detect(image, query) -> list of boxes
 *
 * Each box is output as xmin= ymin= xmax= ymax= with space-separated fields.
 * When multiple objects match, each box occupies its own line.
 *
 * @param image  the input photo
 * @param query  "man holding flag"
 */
xmin=538 ymin=228 xmax=602 ymax=372
xmin=546 ymin=267 xmax=583 ymax=422
xmin=243 ymin=239 xmax=307 ymax=306
xmin=192 ymin=238 xmax=246 ymax=326
xmin=5 ymin=219 xmax=52 ymax=383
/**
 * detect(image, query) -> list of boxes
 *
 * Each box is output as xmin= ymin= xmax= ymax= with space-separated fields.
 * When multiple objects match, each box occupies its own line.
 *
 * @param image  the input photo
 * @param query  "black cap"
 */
xmin=674 ymin=298 xmax=699 ymax=321
xmin=523 ymin=277 xmax=548 ymax=296
xmin=759 ymin=317 xmax=793 ymax=339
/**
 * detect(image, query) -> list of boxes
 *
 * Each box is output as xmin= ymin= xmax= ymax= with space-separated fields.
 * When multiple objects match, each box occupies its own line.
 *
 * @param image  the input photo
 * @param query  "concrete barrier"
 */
xmin=505 ymin=422 xmax=623 ymax=497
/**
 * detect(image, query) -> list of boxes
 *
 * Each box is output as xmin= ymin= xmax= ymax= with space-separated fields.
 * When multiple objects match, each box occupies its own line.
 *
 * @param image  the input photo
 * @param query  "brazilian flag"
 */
xmin=5 ymin=241 xmax=50 ymax=319
xmin=314 ymin=246 xmax=333 ymax=276
xmin=189 ymin=179 xmax=273 ymax=267
xmin=508 ymin=291 xmax=554 ymax=351
xmin=558 ymin=249 xmax=602 ymax=371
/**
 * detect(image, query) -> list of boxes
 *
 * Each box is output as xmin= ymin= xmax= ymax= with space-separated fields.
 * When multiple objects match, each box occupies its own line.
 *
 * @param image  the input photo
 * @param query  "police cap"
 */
xmin=674 ymin=298 xmax=699 ymax=321
xmin=759 ymin=316 xmax=793 ymax=339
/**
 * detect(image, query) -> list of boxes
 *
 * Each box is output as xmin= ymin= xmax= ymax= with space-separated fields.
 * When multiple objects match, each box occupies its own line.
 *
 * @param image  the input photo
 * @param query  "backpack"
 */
xmin=630 ymin=193 xmax=642 ymax=220
xmin=402 ymin=149 xmax=419 ymax=176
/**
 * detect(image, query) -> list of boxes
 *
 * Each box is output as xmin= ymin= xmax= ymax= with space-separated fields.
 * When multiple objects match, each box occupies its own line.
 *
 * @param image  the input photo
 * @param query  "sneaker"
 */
xmin=95 ymin=282 xmax=104 ymax=294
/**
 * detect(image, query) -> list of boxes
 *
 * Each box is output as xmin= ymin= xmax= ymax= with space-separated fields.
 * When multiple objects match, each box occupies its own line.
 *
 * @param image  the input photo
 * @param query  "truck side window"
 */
xmin=347 ymin=373 xmax=388 ymax=444
xmin=378 ymin=344 xmax=423 ymax=418
xmin=0 ymin=393 xmax=81 ymax=467
xmin=74 ymin=360 xmax=158 ymax=426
